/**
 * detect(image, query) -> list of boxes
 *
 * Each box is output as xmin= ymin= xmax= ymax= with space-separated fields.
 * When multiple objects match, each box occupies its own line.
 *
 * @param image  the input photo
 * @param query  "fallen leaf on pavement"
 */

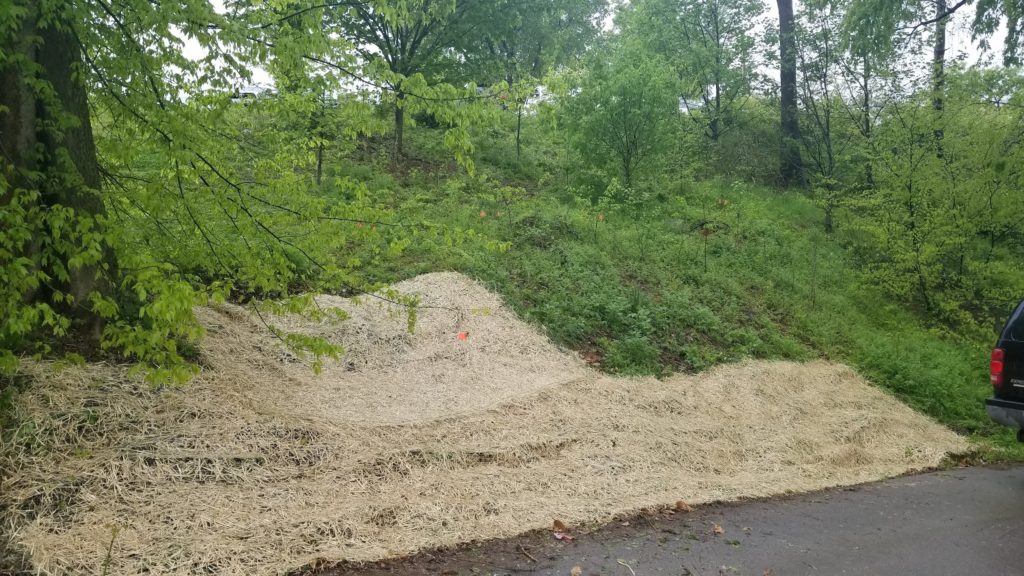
xmin=570 ymin=566 xmax=583 ymax=576
xmin=712 ymin=523 xmax=724 ymax=535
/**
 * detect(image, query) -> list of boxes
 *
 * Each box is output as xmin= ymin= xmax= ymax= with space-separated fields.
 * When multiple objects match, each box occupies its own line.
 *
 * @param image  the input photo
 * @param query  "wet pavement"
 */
xmin=306 ymin=465 xmax=1024 ymax=576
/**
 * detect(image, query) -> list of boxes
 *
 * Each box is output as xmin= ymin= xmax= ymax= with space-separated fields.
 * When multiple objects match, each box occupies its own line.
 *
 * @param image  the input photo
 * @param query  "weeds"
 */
xmin=349 ymin=131 xmax=1021 ymax=454
xmin=101 ymin=525 xmax=121 ymax=576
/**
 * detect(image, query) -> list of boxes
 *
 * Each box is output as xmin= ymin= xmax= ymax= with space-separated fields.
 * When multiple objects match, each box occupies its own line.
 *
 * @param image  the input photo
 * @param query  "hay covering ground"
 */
xmin=1 ymin=272 xmax=966 ymax=575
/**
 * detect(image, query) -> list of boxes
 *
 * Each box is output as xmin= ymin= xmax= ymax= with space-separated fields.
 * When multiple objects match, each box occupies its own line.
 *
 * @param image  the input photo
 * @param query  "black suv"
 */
xmin=986 ymin=300 xmax=1024 ymax=442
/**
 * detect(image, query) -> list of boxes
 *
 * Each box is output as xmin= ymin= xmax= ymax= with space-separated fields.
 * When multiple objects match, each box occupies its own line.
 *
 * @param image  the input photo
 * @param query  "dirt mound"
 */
xmin=0 ymin=273 xmax=966 ymax=575
xmin=197 ymin=272 xmax=589 ymax=425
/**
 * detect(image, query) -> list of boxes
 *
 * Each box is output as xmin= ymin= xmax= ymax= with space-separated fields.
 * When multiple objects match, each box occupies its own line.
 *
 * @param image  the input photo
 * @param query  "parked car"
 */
xmin=230 ymin=83 xmax=277 ymax=103
xmin=986 ymin=299 xmax=1024 ymax=442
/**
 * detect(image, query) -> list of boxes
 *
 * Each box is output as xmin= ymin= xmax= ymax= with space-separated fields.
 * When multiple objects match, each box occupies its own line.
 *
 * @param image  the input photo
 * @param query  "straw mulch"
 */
xmin=0 ymin=272 xmax=966 ymax=575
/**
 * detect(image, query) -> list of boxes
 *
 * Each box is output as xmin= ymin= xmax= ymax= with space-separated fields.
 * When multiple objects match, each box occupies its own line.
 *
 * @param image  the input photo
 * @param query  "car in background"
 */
xmin=524 ymin=86 xmax=554 ymax=113
xmin=986 ymin=299 xmax=1024 ymax=442
xmin=231 ymin=83 xmax=277 ymax=103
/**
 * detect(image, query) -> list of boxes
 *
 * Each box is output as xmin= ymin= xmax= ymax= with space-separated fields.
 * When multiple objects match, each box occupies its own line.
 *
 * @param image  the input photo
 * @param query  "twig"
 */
xmin=517 ymin=543 xmax=537 ymax=563
xmin=617 ymin=559 xmax=636 ymax=576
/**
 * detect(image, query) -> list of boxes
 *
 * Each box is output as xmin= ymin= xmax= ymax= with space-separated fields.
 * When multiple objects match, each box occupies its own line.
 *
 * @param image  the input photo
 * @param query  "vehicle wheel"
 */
xmin=1018 ymin=429 xmax=1024 ymax=443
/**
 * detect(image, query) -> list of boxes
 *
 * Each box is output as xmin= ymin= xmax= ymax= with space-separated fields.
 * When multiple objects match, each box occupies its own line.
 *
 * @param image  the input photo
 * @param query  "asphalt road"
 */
xmin=309 ymin=465 xmax=1024 ymax=576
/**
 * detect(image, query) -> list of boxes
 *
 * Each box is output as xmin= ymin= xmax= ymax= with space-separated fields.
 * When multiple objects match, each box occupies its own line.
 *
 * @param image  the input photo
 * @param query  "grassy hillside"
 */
xmin=330 ymin=122 xmax=1023 ymax=457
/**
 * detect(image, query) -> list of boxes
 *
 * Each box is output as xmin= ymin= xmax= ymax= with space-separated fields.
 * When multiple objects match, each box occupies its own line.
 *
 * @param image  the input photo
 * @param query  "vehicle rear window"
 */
xmin=1005 ymin=301 xmax=1024 ymax=342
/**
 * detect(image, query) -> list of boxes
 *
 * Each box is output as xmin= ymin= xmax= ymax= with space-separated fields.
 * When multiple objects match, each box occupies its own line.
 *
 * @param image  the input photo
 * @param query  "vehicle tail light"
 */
xmin=991 ymin=348 xmax=1005 ymax=387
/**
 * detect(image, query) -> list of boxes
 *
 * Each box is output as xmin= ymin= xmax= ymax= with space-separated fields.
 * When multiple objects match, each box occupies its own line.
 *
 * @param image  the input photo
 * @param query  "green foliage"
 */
xmin=624 ymin=0 xmax=764 ymax=144
xmin=603 ymin=336 xmax=663 ymax=375
xmin=846 ymin=0 xmax=1024 ymax=67
xmin=795 ymin=0 xmax=871 ymax=231
xmin=848 ymin=66 xmax=1024 ymax=332
xmin=1 ymin=189 xmax=80 ymax=360
xmin=560 ymin=44 xmax=678 ymax=187
xmin=469 ymin=0 xmax=604 ymax=86
xmin=2 ymin=0 xmax=523 ymax=382
xmin=705 ymin=99 xmax=783 ymax=182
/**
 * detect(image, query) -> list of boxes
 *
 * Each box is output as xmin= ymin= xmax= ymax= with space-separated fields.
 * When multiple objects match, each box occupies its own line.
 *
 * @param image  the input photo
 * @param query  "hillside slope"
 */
xmin=342 ymin=127 xmax=1014 ymax=451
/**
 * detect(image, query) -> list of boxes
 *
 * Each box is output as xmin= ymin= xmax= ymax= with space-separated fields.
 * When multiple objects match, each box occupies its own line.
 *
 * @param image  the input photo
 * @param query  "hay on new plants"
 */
xmin=0 ymin=272 xmax=966 ymax=575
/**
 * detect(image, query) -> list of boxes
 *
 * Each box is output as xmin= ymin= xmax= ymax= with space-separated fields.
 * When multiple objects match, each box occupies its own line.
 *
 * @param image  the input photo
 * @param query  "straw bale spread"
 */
xmin=0 ymin=272 xmax=966 ymax=575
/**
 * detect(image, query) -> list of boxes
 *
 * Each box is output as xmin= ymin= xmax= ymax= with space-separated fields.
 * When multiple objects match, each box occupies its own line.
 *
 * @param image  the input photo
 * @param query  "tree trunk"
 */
xmin=861 ymin=52 xmax=874 ymax=187
xmin=932 ymin=0 xmax=947 ymax=148
xmin=394 ymin=92 xmax=406 ymax=158
xmin=312 ymin=97 xmax=325 ymax=186
xmin=710 ymin=0 xmax=722 ymax=143
xmin=315 ymin=141 xmax=324 ymax=186
xmin=0 ymin=6 xmax=37 ymax=202
xmin=777 ymin=0 xmax=805 ymax=186
xmin=515 ymin=101 xmax=524 ymax=161
xmin=711 ymin=71 xmax=721 ymax=142
xmin=1 ymin=2 xmax=112 ymax=342
xmin=861 ymin=53 xmax=871 ymax=138
xmin=932 ymin=0 xmax=947 ymax=113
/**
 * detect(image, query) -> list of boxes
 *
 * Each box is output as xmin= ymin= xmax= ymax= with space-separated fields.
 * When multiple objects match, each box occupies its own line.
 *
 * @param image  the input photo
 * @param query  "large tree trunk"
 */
xmin=777 ymin=0 xmax=805 ymax=186
xmin=36 ymin=21 xmax=103 ymax=204
xmin=1 ymin=3 xmax=112 ymax=342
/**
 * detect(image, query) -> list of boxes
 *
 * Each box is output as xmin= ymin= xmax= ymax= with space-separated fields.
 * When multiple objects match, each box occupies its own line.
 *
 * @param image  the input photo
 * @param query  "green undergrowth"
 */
xmin=337 ymin=124 xmax=1024 ymax=458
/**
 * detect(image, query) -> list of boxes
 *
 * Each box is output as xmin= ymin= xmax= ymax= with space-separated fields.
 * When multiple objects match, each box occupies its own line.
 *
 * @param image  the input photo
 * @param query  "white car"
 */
xmin=231 ymin=83 xmax=277 ymax=103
